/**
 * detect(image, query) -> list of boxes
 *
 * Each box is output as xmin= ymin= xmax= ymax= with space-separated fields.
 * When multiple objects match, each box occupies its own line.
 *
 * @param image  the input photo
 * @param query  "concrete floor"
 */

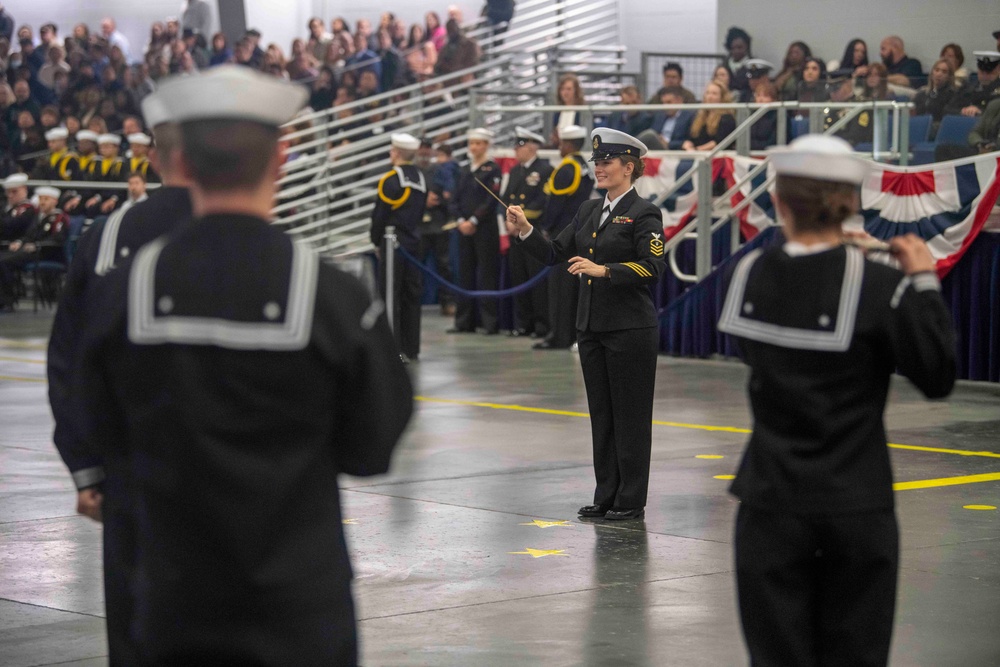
xmin=1 ymin=305 xmax=998 ymax=666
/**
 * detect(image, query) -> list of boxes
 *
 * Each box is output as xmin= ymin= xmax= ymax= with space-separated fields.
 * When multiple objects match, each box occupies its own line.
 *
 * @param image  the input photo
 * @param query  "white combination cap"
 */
xmin=3 ymin=173 xmax=28 ymax=189
xmin=155 ymin=66 xmax=309 ymax=126
xmin=514 ymin=126 xmax=545 ymax=145
xmin=589 ymin=128 xmax=648 ymax=161
xmin=141 ymin=91 xmax=172 ymax=128
xmin=76 ymin=130 xmax=99 ymax=142
xmin=390 ymin=133 xmax=421 ymax=151
xmin=743 ymin=58 xmax=776 ymax=76
xmin=467 ymin=127 xmax=494 ymax=142
xmin=98 ymin=133 xmax=122 ymax=145
xmin=128 ymin=133 xmax=152 ymax=146
xmin=769 ymin=135 xmax=869 ymax=185
xmin=558 ymin=124 xmax=587 ymax=141
xmin=36 ymin=186 xmax=62 ymax=199
xmin=45 ymin=127 xmax=69 ymax=141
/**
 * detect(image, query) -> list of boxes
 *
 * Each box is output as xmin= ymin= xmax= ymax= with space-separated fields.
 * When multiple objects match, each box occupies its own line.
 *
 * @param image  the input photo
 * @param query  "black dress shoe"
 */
xmin=578 ymin=505 xmax=610 ymax=517
xmin=508 ymin=328 xmax=529 ymax=337
xmin=604 ymin=507 xmax=645 ymax=521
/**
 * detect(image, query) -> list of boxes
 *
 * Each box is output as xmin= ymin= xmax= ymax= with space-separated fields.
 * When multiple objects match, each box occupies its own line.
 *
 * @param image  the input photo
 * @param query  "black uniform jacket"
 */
xmin=2 ymin=201 xmax=36 ymax=241
xmin=48 ymin=187 xmax=193 ymax=490
xmin=74 ymin=214 xmax=413 ymax=656
xmin=504 ymin=157 xmax=553 ymax=224
xmin=30 ymin=149 xmax=80 ymax=181
xmin=719 ymin=245 xmax=956 ymax=515
xmin=371 ymin=163 xmax=427 ymax=252
xmin=450 ymin=159 xmax=502 ymax=224
xmin=520 ymin=187 xmax=665 ymax=332
xmin=541 ymin=153 xmax=593 ymax=235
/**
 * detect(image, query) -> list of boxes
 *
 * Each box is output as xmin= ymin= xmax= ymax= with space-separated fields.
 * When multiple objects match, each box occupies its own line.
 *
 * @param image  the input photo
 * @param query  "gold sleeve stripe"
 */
xmin=622 ymin=262 xmax=652 ymax=277
xmin=546 ymin=158 xmax=581 ymax=196
xmin=377 ymin=170 xmax=411 ymax=210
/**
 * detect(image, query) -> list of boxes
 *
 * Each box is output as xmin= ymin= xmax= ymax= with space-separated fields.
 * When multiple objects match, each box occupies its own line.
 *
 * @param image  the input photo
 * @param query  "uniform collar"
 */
xmin=602 ymin=185 xmax=635 ymax=214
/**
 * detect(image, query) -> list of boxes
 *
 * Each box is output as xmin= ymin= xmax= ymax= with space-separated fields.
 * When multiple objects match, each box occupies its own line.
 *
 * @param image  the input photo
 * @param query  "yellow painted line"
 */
xmin=0 ymin=339 xmax=47 ymax=350
xmin=888 ymin=443 xmax=1000 ymax=460
xmin=894 ymin=472 xmax=1000 ymax=491
xmin=964 ymin=505 xmax=997 ymax=511
xmin=0 ymin=375 xmax=46 ymax=383
xmin=416 ymin=396 xmax=1000 ymax=459
xmin=0 ymin=356 xmax=45 ymax=364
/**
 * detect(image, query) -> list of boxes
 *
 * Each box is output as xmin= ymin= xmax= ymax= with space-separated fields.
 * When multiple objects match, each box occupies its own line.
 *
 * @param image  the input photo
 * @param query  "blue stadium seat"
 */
xmin=912 ymin=115 xmax=978 ymax=164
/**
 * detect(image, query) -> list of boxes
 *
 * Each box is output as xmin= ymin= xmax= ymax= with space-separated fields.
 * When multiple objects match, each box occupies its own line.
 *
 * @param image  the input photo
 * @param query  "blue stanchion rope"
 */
xmin=395 ymin=245 xmax=554 ymax=299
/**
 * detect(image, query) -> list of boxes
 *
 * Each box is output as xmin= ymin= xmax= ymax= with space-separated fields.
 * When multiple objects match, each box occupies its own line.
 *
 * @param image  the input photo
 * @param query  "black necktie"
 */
xmin=599 ymin=205 xmax=611 ymax=228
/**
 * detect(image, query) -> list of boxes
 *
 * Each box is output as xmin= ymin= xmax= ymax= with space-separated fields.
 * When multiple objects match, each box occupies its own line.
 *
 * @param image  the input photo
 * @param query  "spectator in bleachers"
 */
xmin=827 ymin=38 xmax=867 ymax=79
xmin=0 ymin=37 xmax=9 ymax=78
xmin=377 ymin=29 xmax=404 ymax=91
xmin=69 ymin=23 xmax=89 ymax=53
xmin=750 ymin=80 xmax=778 ymax=150
xmin=968 ymin=96 xmax=1000 ymax=153
xmin=658 ymin=62 xmax=696 ymax=104
xmin=483 ymin=0 xmax=516 ymax=40
xmin=38 ymin=44 xmax=70 ymax=88
xmin=435 ymin=18 xmax=479 ymax=87
xmin=11 ymin=109 xmax=44 ymax=169
xmin=18 ymin=37 xmax=43 ymax=73
xmin=638 ymin=86 xmax=694 ymax=150
xmin=310 ymin=66 xmax=336 ymax=110
xmin=944 ymin=51 xmax=1000 ymax=117
xmin=264 ymin=43 xmax=287 ymax=72
xmin=183 ymin=30 xmax=209 ymax=69
xmin=100 ymin=18 xmax=131 ymax=62
xmin=8 ymin=80 xmax=39 ymax=125
xmin=390 ymin=18 xmax=407 ymax=49
xmin=610 ymin=85 xmax=653 ymax=136
xmin=346 ymin=32 xmax=381 ymax=80
xmin=713 ymin=64 xmax=732 ymax=90
xmin=63 ymin=114 xmax=79 ymax=138
xmin=880 ymin=35 xmax=922 ymax=88
xmin=209 ymin=32 xmax=232 ymax=66
xmin=994 ymin=29 xmax=1000 ymax=52
xmin=793 ymin=58 xmax=830 ymax=106
xmin=0 ymin=5 xmax=13 ymax=43
xmin=232 ymin=38 xmax=254 ymax=68
xmin=355 ymin=19 xmax=376 ymax=53
xmin=306 ymin=18 xmax=330 ymax=63
xmin=287 ymin=43 xmax=318 ymax=82
xmin=774 ymin=41 xmax=813 ymax=100
xmin=913 ymin=59 xmax=958 ymax=132
xmin=549 ymin=73 xmax=585 ymax=146
xmin=833 ymin=63 xmax=891 ymax=146
xmin=734 ymin=59 xmax=773 ymax=103
xmin=244 ymin=28 xmax=265 ymax=68
xmin=724 ymin=27 xmax=753 ymax=94
xmin=682 ymin=81 xmax=735 ymax=152
xmin=426 ymin=12 xmax=446 ymax=52
xmin=406 ymin=25 xmax=438 ymax=82
xmin=939 ymin=43 xmax=968 ymax=86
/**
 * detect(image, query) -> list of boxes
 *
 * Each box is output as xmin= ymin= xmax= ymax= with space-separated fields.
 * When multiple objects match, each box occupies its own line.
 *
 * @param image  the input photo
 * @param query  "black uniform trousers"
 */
xmin=509 ymin=242 xmax=548 ymax=335
xmin=101 ymin=459 xmax=136 ymax=667
xmin=546 ymin=261 xmax=579 ymax=348
xmin=455 ymin=222 xmax=500 ymax=332
xmin=578 ymin=325 xmax=658 ymax=510
xmin=735 ymin=503 xmax=899 ymax=667
xmin=379 ymin=248 xmax=423 ymax=359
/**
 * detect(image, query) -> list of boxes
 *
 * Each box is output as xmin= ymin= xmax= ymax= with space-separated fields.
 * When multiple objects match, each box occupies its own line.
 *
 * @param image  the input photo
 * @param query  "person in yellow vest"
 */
xmin=31 ymin=127 xmax=81 ymax=183
xmin=63 ymin=130 xmax=100 ymax=215
xmin=84 ymin=134 xmax=125 ymax=216
xmin=125 ymin=133 xmax=160 ymax=183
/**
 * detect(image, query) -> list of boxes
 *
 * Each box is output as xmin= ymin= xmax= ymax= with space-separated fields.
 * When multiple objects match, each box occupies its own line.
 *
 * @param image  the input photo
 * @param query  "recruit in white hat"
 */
xmin=390 ymin=133 xmax=421 ymax=151
xmin=769 ymin=135 xmax=869 ymax=185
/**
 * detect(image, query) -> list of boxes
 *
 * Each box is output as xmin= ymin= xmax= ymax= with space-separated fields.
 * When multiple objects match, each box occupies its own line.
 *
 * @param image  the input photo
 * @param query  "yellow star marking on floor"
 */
xmin=696 ymin=454 xmax=724 ymax=459
xmin=0 ymin=375 xmax=46 ymax=383
xmin=713 ymin=474 xmax=736 ymax=480
xmin=963 ymin=505 xmax=997 ymax=511
xmin=519 ymin=520 xmax=572 ymax=528
xmin=415 ymin=397 xmax=1000 ymax=459
xmin=894 ymin=472 xmax=1000 ymax=491
xmin=509 ymin=547 xmax=569 ymax=558
xmin=342 ymin=519 xmax=359 ymax=525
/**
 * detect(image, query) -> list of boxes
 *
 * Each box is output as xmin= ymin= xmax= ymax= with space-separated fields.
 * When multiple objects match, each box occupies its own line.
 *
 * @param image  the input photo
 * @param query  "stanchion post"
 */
xmin=384 ymin=225 xmax=397 ymax=333
xmin=696 ymin=159 xmax=712 ymax=280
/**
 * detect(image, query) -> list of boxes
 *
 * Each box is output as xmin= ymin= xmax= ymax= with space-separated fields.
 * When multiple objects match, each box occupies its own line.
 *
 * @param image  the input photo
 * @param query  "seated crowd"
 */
xmin=600 ymin=27 xmax=1000 ymax=154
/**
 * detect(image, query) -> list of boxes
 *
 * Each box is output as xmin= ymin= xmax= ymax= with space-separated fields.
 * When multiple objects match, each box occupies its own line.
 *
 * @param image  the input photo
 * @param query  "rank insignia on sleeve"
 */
xmin=650 ymin=232 xmax=664 ymax=256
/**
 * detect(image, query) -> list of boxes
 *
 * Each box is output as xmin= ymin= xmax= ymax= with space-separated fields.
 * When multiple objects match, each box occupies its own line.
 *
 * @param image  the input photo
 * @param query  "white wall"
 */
xmin=619 ymin=0 xmax=719 ymax=71
xmin=716 ymin=0 xmax=998 ymax=74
